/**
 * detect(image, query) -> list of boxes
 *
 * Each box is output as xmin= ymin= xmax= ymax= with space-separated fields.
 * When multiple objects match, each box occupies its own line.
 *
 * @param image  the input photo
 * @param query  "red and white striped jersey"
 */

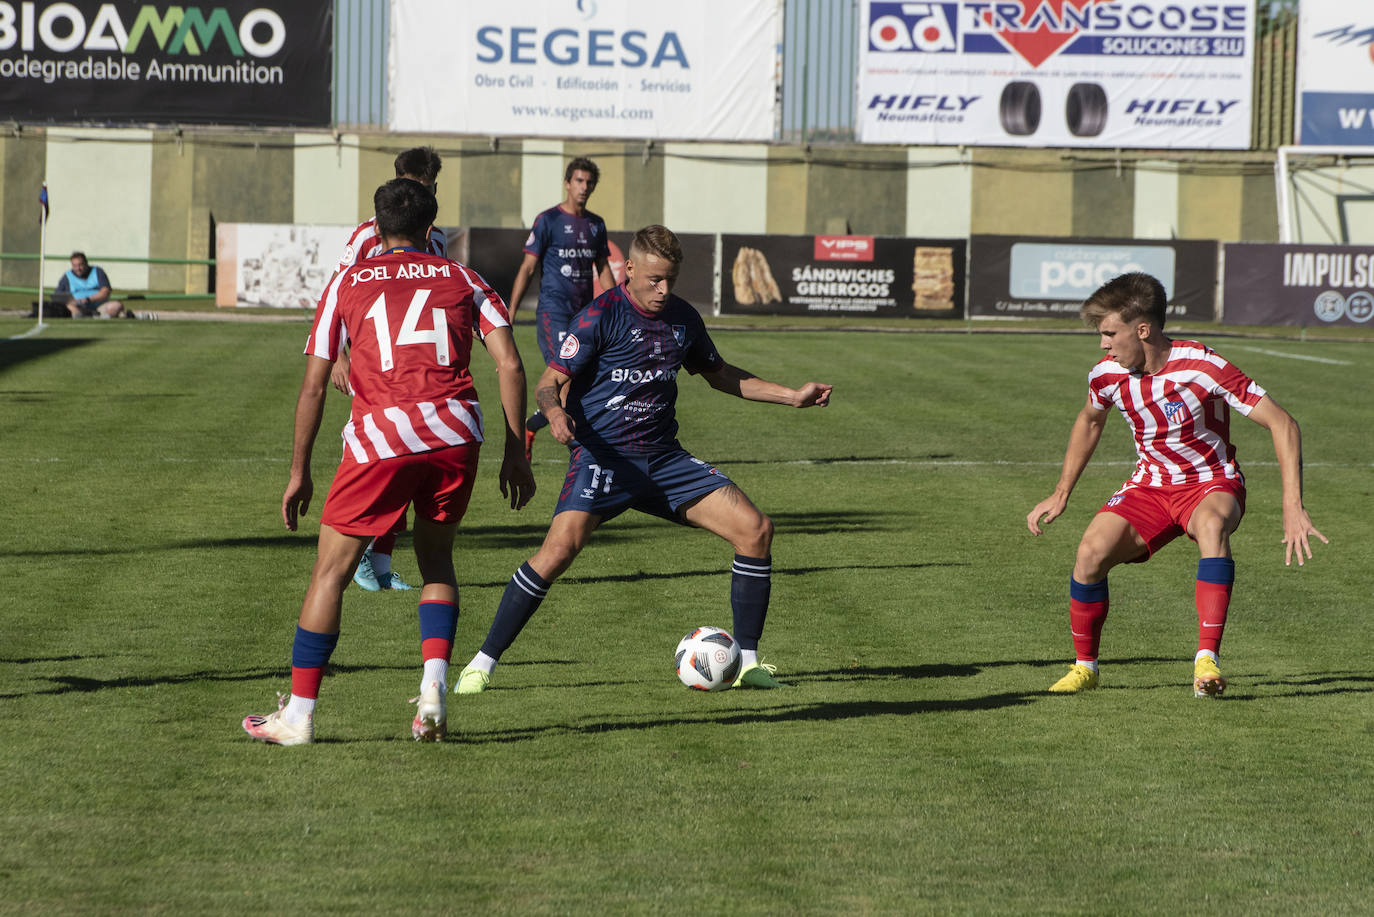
xmin=337 ymin=217 xmax=446 ymax=273
xmin=1088 ymin=340 xmax=1267 ymax=486
xmin=306 ymin=249 xmax=511 ymax=465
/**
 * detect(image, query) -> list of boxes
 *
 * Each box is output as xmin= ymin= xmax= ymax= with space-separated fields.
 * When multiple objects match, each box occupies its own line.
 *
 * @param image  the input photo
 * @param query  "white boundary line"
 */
xmin=6 ymin=324 xmax=47 ymax=341
xmin=1232 ymin=345 xmax=1353 ymax=366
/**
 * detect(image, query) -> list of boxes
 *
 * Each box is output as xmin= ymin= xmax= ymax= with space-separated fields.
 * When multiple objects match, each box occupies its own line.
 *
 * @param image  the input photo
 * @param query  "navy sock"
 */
xmin=479 ymin=563 xmax=551 ymax=659
xmin=291 ymin=626 xmax=339 ymax=669
xmin=730 ymin=554 xmax=771 ymax=651
xmin=525 ymin=411 xmax=549 ymax=433
xmin=417 ymin=600 xmax=458 ymax=643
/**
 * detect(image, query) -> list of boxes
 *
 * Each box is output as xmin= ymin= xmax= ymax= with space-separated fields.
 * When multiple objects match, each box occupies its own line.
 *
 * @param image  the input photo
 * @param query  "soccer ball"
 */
xmin=674 ymin=626 xmax=742 ymax=691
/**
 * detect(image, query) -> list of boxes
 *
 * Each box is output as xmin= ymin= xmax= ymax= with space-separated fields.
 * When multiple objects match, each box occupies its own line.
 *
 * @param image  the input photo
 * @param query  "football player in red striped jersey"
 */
xmin=242 ymin=179 xmax=535 ymax=745
xmin=1027 ymin=272 xmax=1326 ymax=698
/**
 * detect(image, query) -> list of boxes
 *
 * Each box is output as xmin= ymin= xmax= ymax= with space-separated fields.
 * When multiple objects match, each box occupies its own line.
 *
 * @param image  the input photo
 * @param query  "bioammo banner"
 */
xmin=1296 ymin=1 xmax=1374 ymax=146
xmin=857 ymin=0 xmax=1256 ymax=148
xmin=720 ymin=234 xmax=966 ymax=318
xmin=388 ymin=0 xmax=777 ymax=140
xmin=0 ymin=1 xmax=332 ymax=125
xmin=1223 ymin=243 xmax=1374 ymax=327
xmin=967 ymin=236 xmax=1217 ymax=320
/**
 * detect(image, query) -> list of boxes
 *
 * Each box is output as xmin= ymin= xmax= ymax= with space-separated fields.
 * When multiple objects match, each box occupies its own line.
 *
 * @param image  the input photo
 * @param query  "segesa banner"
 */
xmin=1296 ymin=1 xmax=1374 ymax=146
xmin=0 ymin=1 xmax=331 ymax=125
xmin=857 ymin=0 xmax=1256 ymax=148
xmin=388 ymin=0 xmax=777 ymax=140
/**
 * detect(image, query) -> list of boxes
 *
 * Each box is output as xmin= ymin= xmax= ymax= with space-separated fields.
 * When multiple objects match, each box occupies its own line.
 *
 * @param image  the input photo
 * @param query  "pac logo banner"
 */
xmin=858 ymin=0 xmax=1256 ymax=149
xmin=0 ymin=0 xmax=332 ymax=125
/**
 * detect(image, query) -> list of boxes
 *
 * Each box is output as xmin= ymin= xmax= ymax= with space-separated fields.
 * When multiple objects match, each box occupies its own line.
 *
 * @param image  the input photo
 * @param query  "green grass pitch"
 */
xmin=1 ymin=316 xmax=1370 ymax=914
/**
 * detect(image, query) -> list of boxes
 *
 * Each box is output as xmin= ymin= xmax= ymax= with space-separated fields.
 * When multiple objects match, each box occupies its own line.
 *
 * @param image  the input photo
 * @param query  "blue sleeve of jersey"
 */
xmin=682 ymin=311 xmax=724 ymax=375
xmin=94 ymin=267 xmax=111 ymax=289
xmin=56 ymin=272 xmax=70 ymax=294
xmin=595 ymin=217 xmax=611 ymax=262
xmin=524 ymin=212 xmax=549 ymax=258
xmin=548 ymin=297 xmax=607 ymax=377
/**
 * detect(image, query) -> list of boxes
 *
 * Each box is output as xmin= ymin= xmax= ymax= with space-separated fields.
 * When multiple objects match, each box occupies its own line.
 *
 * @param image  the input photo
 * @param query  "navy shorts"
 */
xmin=554 ymin=445 xmax=733 ymax=523
xmin=536 ymin=303 xmax=576 ymax=364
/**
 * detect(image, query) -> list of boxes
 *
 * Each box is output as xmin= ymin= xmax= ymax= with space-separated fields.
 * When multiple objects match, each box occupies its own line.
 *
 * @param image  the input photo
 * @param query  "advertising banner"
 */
xmin=0 ymin=1 xmax=332 ymax=125
xmin=967 ymin=236 xmax=1217 ymax=320
xmin=1296 ymin=2 xmax=1374 ymax=146
xmin=720 ymin=234 xmax=966 ymax=318
xmin=388 ymin=0 xmax=777 ymax=140
xmin=857 ymin=0 xmax=1256 ymax=148
xmin=1223 ymin=243 xmax=1374 ymax=327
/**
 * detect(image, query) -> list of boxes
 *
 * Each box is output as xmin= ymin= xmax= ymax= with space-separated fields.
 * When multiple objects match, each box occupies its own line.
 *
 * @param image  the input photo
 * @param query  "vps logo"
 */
xmin=868 ymin=2 xmax=957 ymax=53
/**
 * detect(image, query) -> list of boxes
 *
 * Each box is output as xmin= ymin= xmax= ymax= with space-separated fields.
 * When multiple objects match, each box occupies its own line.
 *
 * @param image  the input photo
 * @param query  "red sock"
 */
xmin=1195 ymin=580 xmax=1232 ymax=655
xmin=291 ymin=666 xmax=325 ymax=699
xmin=421 ymin=637 xmax=453 ymax=663
xmin=1068 ymin=577 xmax=1109 ymax=661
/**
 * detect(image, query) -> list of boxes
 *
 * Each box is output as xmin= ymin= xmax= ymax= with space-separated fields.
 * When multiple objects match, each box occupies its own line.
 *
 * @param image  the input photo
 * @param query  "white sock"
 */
xmin=371 ymin=552 xmax=392 ymax=578
xmin=1076 ymin=659 xmax=1099 ymax=673
xmin=422 ymin=658 xmax=448 ymax=691
xmin=740 ymin=649 xmax=759 ymax=668
xmin=1195 ymin=649 xmax=1218 ymax=663
xmin=468 ymin=651 xmax=497 ymax=674
xmin=283 ymin=694 xmax=315 ymax=724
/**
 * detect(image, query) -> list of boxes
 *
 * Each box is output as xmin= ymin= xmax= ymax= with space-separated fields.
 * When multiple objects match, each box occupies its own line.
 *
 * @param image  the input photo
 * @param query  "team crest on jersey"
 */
xmin=672 ymin=325 xmax=686 ymax=346
xmin=559 ymin=334 xmax=581 ymax=359
xmin=1163 ymin=400 xmax=1189 ymax=423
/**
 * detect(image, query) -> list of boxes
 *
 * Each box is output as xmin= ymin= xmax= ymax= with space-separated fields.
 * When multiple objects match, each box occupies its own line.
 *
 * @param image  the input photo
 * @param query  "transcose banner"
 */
xmin=1296 ymin=1 xmax=1374 ymax=146
xmin=388 ymin=0 xmax=777 ymax=140
xmin=857 ymin=0 xmax=1255 ymax=148
xmin=967 ymin=236 xmax=1217 ymax=320
xmin=720 ymin=234 xmax=966 ymax=318
xmin=0 ymin=1 xmax=332 ymax=125
xmin=1223 ymin=243 xmax=1374 ymax=327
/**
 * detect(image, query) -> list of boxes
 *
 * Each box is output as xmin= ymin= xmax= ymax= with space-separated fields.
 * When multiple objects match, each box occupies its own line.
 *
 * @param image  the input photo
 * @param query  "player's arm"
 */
xmin=1245 ymin=394 xmax=1328 ymax=566
xmin=282 ymin=355 xmax=333 ymax=531
xmin=1027 ymin=396 xmax=1110 ymax=535
xmin=535 ymin=364 xmax=577 ymax=443
xmin=321 ymin=266 xmax=351 ymax=394
xmin=508 ymin=251 xmax=538 ymax=319
xmin=595 ymin=255 xmax=616 ymax=294
xmin=700 ymin=361 xmax=832 ymax=407
xmin=482 ymin=326 xmax=537 ymax=510
xmin=91 ymin=269 xmax=112 ymax=304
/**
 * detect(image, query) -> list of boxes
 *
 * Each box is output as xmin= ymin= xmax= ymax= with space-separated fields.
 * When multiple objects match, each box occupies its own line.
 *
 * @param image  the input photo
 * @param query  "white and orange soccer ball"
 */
xmin=674 ymin=626 xmax=742 ymax=691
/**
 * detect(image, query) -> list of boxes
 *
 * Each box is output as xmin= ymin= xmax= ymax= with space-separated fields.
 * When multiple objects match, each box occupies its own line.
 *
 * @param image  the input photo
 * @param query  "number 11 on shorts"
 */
xmin=588 ymin=464 xmax=614 ymax=494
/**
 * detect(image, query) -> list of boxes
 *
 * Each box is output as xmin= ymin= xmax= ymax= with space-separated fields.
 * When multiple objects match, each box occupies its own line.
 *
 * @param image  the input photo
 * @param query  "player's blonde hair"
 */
xmin=628 ymin=225 xmax=682 ymax=266
xmin=1081 ymin=272 xmax=1168 ymax=329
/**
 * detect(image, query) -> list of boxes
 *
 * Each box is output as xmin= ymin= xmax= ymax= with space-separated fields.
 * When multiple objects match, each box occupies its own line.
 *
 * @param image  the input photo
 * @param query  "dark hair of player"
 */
xmin=628 ymin=225 xmax=682 ymax=266
xmin=565 ymin=156 xmax=600 ymax=185
xmin=374 ymin=178 xmax=438 ymax=247
xmin=1081 ymin=271 xmax=1168 ymax=330
xmin=393 ymin=146 xmax=442 ymax=185
xmin=70 ymin=250 xmax=87 ymax=261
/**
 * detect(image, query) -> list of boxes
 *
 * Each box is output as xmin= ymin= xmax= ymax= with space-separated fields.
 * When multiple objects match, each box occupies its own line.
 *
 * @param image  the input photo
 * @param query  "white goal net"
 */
xmin=1276 ymin=145 xmax=1374 ymax=244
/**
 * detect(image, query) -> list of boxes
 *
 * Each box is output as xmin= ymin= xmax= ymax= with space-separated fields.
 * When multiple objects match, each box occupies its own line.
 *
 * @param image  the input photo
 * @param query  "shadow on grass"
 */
xmin=0 ymin=336 xmax=98 ymax=373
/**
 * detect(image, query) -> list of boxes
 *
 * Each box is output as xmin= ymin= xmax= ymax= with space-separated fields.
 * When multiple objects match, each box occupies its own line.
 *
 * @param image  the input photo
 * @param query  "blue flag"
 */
xmin=39 ymin=183 xmax=49 ymax=221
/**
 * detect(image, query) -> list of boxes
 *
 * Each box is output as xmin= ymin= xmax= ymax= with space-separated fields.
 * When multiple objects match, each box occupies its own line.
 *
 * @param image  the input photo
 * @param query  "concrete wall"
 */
xmin=1 ymin=127 xmax=1285 ymax=294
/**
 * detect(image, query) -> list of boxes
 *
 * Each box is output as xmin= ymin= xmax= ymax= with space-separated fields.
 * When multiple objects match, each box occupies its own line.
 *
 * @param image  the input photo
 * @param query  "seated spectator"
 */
xmin=59 ymin=251 xmax=128 ymax=319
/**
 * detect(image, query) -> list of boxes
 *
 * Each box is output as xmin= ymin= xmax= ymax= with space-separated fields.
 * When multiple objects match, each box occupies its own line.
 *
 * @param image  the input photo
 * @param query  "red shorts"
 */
xmin=1099 ymin=477 xmax=1246 ymax=562
xmin=320 ymin=444 xmax=480 ymax=537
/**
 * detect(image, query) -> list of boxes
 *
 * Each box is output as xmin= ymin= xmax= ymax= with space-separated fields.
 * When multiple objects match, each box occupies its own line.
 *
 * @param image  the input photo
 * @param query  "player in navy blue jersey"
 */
xmin=456 ymin=225 xmax=833 ymax=693
xmin=509 ymin=157 xmax=616 ymax=458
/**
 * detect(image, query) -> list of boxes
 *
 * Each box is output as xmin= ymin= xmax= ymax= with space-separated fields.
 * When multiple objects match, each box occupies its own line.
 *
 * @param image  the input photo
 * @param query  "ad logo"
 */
xmin=814 ymin=235 xmax=875 ymax=262
xmin=1009 ymin=242 xmax=1176 ymax=299
xmin=868 ymin=2 xmax=958 ymax=52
